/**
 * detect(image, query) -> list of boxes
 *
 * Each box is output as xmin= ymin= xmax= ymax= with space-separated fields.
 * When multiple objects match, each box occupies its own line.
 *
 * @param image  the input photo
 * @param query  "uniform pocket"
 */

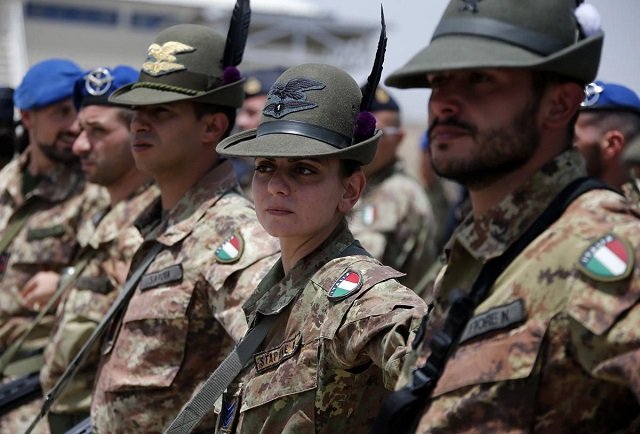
xmin=432 ymin=317 xmax=548 ymax=397
xmin=101 ymin=278 xmax=193 ymax=392
xmin=240 ymin=337 xmax=318 ymax=412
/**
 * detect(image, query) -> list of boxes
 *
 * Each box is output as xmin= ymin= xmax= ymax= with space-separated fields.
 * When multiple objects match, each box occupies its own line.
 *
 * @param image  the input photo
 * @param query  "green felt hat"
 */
xmin=109 ymin=24 xmax=244 ymax=107
xmin=217 ymin=63 xmax=381 ymax=165
xmin=386 ymin=0 xmax=604 ymax=89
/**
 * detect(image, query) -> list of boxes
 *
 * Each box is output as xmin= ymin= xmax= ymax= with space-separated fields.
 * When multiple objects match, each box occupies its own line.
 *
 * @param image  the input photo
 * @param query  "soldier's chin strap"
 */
xmin=24 ymin=241 xmax=164 ymax=434
xmin=371 ymin=177 xmax=618 ymax=434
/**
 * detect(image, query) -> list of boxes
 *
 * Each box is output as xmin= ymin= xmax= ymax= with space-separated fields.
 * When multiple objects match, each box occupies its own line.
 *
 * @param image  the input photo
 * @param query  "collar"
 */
xmin=244 ymin=219 xmax=355 ymax=319
xmin=449 ymin=149 xmax=586 ymax=262
xmin=134 ymin=160 xmax=238 ymax=246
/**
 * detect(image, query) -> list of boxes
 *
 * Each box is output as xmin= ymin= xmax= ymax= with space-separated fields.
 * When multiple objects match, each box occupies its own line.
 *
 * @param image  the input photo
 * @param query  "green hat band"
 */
xmin=131 ymin=81 xmax=199 ymax=96
xmin=257 ymin=120 xmax=352 ymax=150
xmin=434 ymin=16 xmax=568 ymax=55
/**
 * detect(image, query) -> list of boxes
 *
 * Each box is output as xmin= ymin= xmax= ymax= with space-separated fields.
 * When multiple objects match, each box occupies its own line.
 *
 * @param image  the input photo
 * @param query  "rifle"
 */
xmin=0 ymin=371 xmax=41 ymax=416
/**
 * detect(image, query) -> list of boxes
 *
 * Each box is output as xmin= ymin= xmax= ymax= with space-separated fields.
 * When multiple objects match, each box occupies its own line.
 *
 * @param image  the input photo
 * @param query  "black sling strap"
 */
xmin=371 ymin=177 xmax=617 ymax=434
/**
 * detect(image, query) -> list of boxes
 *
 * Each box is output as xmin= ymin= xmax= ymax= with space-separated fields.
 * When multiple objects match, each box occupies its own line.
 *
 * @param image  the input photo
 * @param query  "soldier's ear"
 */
xmin=20 ymin=110 xmax=33 ymax=129
xmin=338 ymin=167 xmax=365 ymax=214
xmin=540 ymin=81 xmax=584 ymax=129
xmin=202 ymin=112 xmax=229 ymax=145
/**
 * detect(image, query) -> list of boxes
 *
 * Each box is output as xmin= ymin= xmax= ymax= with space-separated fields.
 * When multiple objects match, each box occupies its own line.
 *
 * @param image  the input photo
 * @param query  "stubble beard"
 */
xmin=430 ymin=100 xmax=541 ymax=189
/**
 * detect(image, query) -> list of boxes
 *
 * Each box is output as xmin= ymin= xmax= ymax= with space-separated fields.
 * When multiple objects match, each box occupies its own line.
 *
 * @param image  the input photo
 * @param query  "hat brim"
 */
xmin=108 ymin=79 xmax=245 ymax=108
xmin=217 ymin=129 xmax=381 ymax=165
xmin=386 ymin=32 xmax=603 ymax=89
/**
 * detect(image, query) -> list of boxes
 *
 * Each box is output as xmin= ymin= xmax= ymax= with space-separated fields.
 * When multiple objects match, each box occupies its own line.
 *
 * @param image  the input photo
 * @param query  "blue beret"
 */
xmin=74 ymin=65 xmax=139 ymax=109
xmin=243 ymin=67 xmax=287 ymax=97
xmin=360 ymin=86 xmax=400 ymax=113
xmin=14 ymin=58 xmax=84 ymax=110
xmin=0 ymin=88 xmax=14 ymax=123
xmin=420 ymin=129 xmax=430 ymax=152
xmin=580 ymin=80 xmax=640 ymax=115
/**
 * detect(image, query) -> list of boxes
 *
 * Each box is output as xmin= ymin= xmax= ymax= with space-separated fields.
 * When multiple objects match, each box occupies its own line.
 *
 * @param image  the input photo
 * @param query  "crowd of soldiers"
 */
xmin=0 ymin=0 xmax=639 ymax=433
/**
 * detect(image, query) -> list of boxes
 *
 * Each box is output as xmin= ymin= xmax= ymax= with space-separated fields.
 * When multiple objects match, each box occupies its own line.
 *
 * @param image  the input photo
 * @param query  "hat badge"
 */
xmin=85 ymin=67 xmax=114 ymax=96
xmin=459 ymin=0 xmax=482 ymax=13
xmin=581 ymin=82 xmax=605 ymax=107
xmin=263 ymin=77 xmax=326 ymax=119
xmin=142 ymin=41 xmax=196 ymax=77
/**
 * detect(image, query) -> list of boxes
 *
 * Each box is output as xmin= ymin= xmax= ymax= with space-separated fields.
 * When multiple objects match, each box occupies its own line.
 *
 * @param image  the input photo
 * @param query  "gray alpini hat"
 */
xmin=386 ymin=0 xmax=604 ymax=89
xmin=217 ymin=8 xmax=388 ymax=165
xmin=110 ymin=0 xmax=250 ymax=107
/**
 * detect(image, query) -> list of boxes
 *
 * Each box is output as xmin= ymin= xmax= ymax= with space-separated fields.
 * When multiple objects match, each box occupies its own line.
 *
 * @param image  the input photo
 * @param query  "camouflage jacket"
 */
xmin=399 ymin=149 xmax=640 ymax=433
xmin=217 ymin=221 xmax=427 ymax=434
xmin=349 ymin=161 xmax=437 ymax=290
xmin=622 ymin=178 xmax=640 ymax=206
xmin=0 ymin=149 xmax=108 ymax=349
xmin=91 ymin=160 xmax=279 ymax=434
xmin=40 ymin=182 xmax=159 ymax=414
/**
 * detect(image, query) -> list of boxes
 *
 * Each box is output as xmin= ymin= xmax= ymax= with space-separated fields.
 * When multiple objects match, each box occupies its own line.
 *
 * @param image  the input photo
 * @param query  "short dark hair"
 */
xmin=192 ymin=102 xmax=237 ymax=139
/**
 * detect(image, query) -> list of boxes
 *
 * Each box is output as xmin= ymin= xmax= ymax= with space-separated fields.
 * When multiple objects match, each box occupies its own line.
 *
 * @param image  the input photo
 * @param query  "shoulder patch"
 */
xmin=578 ymin=234 xmax=634 ymax=282
xmin=328 ymin=270 xmax=363 ymax=302
xmin=215 ymin=231 xmax=245 ymax=264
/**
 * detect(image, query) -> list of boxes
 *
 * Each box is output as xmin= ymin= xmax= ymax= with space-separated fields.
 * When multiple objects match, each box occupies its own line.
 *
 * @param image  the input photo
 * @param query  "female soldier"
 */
xmin=208 ymin=62 xmax=428 ymax=433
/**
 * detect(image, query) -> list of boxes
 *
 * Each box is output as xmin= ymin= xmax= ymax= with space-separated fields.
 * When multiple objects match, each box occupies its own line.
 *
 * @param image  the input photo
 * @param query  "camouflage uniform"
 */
xmin=217 ymin=221 xmax=426 ymax=434
xmin=0 ymin=149 xmax=108 ymax=348
xmin=0 ymin=150 xmax=107 ymax=434
xmin=40 ymin=182 xmax=159 ymax=418
xmin=399 ymin=149 xmax=640 ymax=433
xmin=91 ymin=160 xmax=279 ymax=433
xmin=349 ymin=161 xmax=438 ymax=290
xmin=622 ymin=178 xmax=640 ymax=206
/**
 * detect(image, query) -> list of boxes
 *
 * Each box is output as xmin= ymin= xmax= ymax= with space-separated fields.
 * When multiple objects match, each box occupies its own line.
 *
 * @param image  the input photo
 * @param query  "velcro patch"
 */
xmin=254 ymin=332 xmax=302 ymax=374
xmin=215 ymin=231 xmax=244 ymax=264
xmin=76 ymin=276 xmax=114 ymax=294
xmin=140 ymin=264 xmax=183 ymax=291
xmin=328 ymin=270 xmax=363 ymax=302
xmin=578 ymin=234 xmax=634 ymax=282
xmin=27 ymin=224 xmax=66 ymax=240
xmin=459 ymin=299 xmax=526 ymax=344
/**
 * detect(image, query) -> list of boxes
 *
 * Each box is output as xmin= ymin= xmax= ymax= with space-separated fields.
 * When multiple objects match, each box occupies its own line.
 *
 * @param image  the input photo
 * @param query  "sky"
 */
xmin=305 ymin=0 xmax=640 ymax=125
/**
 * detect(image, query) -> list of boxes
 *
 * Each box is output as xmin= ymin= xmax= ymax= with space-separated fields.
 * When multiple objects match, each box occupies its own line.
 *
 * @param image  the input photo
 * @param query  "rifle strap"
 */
xmin=25 ymin=241 xmax=164 ymax=434
xmin=371 ymin=177 xmax=617 ymax=434
xmin=0 ymin=257 xmax=91 ymax=377
xmin=164 ymin=240 xmax=370 ymax=434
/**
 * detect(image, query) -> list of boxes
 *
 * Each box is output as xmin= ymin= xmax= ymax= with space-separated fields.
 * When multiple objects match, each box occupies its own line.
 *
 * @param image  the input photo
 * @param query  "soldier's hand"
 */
xmin=20 ymin=271 xmax=60 ymax=310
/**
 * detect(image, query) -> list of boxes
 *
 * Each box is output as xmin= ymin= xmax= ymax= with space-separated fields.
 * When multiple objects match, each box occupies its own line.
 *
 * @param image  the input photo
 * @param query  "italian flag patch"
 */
xmin=328 ymin=270 xmax=362 ymax=301
xmin=215 ymin=231 xmax=244 ymax=264
xmin=578 ymin=234 xmax=633 ymax=281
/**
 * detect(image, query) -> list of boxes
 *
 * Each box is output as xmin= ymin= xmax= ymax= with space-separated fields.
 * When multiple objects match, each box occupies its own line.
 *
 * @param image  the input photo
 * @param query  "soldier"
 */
xmin=87 ymin=21 xmax=279 ymax=433
xmin=348 ymin=87 xmax=438 ymax=290
xmin=372 ymin=0 xmax=640 ymax=432
xmin=574 ymin=80 xmax=640 ymax=189
xmin=34 ymin=65 xmax=159 ymax=434
xmin=621 ymin=134 xmax=640 ymax=204
xmin=172 ymin=60 xmax=428 ymax=433
xmin=0 ymin=59 xmax=108 ymax=434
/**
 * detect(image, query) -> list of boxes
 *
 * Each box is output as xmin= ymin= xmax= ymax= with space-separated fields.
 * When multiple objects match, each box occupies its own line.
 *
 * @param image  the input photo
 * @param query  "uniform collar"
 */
xmin=135 ymin=159 xmax=238 ymax=245
xmin=449 ymin=149 xmax=587 ymax=262
xmin=244 ymin=220 xmax=354 ymax=320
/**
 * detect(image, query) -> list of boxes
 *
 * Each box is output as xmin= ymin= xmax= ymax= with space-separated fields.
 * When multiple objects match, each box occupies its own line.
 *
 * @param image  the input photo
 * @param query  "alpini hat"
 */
xmin=217 ymin=8 xmax=388 ymax=165
xmin=110 ymin=0 xmax=251 ymax=107
xmin=386 ymin=0 xmax=604 ymax=88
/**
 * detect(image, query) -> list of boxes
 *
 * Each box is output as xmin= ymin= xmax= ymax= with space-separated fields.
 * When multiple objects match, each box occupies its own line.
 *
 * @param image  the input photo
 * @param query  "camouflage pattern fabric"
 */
xmin=39 ymin=182 xmax=159 ymax=416
xmin=349 ymin=162 xmax=438 ymax=290
xmin=91 ymin=160 xmax=279 ymax=434
xmin=0 ymin=151 xmax=108 ymax=349
xmin=622 ymin=178 xmax=640 ymax=207
xmin=217 ymin=221 xmax=427 ymax=434
xmin=398 ymin=149 xmax=640 ymax=433
xmin=0 ymin=150 xmax=108 ymax=434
